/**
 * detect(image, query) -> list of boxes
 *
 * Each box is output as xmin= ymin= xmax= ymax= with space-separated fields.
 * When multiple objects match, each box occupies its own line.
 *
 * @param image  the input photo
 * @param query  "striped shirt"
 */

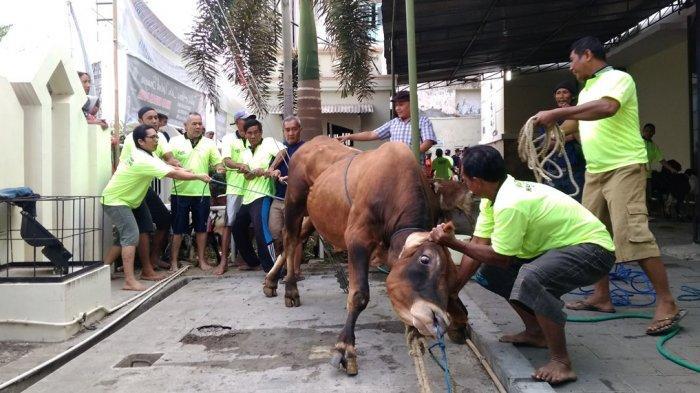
xmin=374 ymin=116 xmax=437 ymax=148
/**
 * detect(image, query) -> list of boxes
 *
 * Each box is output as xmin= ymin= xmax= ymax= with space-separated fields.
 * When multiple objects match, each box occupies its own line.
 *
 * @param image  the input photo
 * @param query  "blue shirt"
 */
xmin=374 ymin=116 xmax=437 ymax=148
xmin=275 ymin=140 xmax=305 ymax=198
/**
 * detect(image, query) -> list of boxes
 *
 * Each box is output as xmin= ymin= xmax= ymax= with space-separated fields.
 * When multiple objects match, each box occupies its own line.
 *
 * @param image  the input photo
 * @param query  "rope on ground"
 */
xmin=405 ymin=325 xmax=433 ymax=393
xmin=405 ymin=324 xmax=457 ymax=393
xmin=570 ymin=264 xmax=656 ymax=307
xmin=517 ymin=117 xmax=580 ymax=197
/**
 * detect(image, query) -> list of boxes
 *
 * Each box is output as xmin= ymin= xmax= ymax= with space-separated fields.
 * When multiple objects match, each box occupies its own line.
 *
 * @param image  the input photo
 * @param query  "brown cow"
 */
xmin=277 ymin=136 xmax=472 ymax=375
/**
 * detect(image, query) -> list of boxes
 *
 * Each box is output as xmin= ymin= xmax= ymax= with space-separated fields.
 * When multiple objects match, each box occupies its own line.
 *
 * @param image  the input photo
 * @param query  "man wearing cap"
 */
xmin=215 ymin=110 xmax=255 ymax=275
xmin=336 ymin=90 xmax=437 ymax=153
xmin=169 ymin=112 xmax=225 ymax=272
xmin=543 ymin=80 xmax=586 ymax=202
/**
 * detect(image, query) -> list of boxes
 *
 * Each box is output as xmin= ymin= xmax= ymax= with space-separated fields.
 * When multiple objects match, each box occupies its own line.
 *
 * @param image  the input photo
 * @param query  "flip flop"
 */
xmin=565 ymin=300 xmax=616 ymax=313
xmin=646 ymin=309 xmax=688 ymax=336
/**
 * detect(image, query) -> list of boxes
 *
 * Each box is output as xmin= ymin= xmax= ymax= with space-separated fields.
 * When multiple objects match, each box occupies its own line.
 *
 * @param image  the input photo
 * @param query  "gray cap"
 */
xmin=231 ymin=110 xmax=256 ymax=124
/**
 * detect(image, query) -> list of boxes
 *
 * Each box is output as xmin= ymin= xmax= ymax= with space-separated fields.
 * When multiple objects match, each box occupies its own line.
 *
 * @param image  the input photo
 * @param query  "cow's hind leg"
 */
xmin=262 ymin=252 xmax=286 ymax=297
xmin=330 ymin=235 xmax=374 ymax=376
xmin=446 ymin=295 xmax=469 ymax=344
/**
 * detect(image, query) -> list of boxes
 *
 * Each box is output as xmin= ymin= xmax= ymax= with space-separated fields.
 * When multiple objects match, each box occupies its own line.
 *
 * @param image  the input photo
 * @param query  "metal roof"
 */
xmin=381 ymin=0 xmax=692 ymax=84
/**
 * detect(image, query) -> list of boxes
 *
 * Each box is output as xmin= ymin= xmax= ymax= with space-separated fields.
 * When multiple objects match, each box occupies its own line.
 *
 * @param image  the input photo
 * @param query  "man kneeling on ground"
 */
xmin=429 ymin=145 xmax=616 ymax=385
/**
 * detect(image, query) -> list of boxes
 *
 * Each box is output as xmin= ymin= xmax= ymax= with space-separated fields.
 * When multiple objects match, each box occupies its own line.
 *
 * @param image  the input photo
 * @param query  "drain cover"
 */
xmin=114 ymin=353 xmax=163 ymax=368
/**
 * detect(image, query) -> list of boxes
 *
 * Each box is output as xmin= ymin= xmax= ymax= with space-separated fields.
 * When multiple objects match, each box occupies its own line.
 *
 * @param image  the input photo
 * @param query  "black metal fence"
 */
xmin=0 ymin=195 xmax=103 ymax=283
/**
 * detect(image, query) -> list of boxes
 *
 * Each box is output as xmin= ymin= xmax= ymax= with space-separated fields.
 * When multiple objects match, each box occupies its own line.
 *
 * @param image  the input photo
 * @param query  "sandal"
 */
xmin=565 ymin=300 xmax=615 ymax=313
xmin=646 ymin=309 xmax=688 ymax=336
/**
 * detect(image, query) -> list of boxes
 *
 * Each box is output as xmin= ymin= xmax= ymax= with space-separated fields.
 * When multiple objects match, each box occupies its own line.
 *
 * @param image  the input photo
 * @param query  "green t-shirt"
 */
xmin=220 ymin=133 xmax=247 ymax=196
xmin=473 ymin=175 xmax=614 ymax=259
xmin=644 ymin=139 xmax=663 ymax=177
xmin=120 ymin=132 xmax=171 ymax=161
xmin=102 ymin=149 xmax=172 ymax=208
xmin=169 ymin=135 xmax=222 ymax=197
xmin=240 ymin=137 xmax=281 ymax=205
xmin=578 ymin=67 xmax=647 ymax=173
xmin=432 ymin=156 xmax=452 ymax=180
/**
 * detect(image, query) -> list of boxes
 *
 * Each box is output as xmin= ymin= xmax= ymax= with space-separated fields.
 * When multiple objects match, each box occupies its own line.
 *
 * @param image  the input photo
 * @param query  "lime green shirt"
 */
xmin=240 ymin=137 xmax=281 ymax=205
xmin=473 ymin=176 xmax=614 ymax=259
xmin=102 ymin=149 xmax=172 ymax=208
xmin=577 ymin=67 xmax=647 ymax=173
xmin=220 ymin=133 xmax=247 ymax=196
xmin=169 ymin=135 xmax=222 ymax=197
xmin=644 ymin=139 xmax=663 ymax=177
xmin=120 ymin=132 xmax=171 ymax=161
xmin=432 ymin=157 xmax=452 ymax=180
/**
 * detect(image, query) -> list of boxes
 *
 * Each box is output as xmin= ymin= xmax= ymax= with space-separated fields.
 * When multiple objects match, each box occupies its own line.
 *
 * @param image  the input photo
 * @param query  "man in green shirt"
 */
xmin=431 ymin=148 xmax=453 ymax=180
xmin=534 ymin=36 xmax=685 ymax=337
xmin=231 ymin=119 xmax=281 ymax=272
xmin=642 ymin=123 xmax=677 ymax=176
xmin=430 ymin=145 xmax=615 ymax=385
xmin=215 ymin=110 xmax=255 ymax=275
xmin=102 ymin=124 xmax=210 ymax=290
xmin=168 ymin=112 xmax=225 ymax=272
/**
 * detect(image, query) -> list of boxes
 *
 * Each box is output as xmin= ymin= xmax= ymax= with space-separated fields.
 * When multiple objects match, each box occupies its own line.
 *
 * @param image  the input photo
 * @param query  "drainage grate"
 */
xmin=114 ymin=353 xmax=164 ymax=368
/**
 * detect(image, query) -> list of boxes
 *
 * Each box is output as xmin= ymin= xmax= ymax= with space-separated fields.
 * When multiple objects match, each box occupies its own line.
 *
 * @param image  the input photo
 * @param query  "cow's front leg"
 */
xmin=330 ymin=238 xmax=373 ymax=376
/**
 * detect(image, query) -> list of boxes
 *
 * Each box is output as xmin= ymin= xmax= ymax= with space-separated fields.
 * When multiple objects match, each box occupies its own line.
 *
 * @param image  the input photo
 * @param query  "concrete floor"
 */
xmin=22 ymin=271 xmax=498 ymax=393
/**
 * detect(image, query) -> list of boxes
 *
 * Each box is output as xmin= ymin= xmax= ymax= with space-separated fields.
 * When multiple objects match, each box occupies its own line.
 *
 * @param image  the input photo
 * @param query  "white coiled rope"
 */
xmin=517 ymin=117 xmax=580 ymax=197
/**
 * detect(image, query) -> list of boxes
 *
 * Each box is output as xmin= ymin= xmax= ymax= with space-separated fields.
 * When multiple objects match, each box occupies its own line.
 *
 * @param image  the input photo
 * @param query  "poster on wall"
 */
xmin=479 ymin=77 xmax=505 ymax=145
xmin=125 ymin=55 xmax=205 ymax=127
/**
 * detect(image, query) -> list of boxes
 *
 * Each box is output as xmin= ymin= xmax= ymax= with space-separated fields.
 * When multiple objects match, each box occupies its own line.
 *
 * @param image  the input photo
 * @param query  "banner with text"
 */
xmin=125 ymin=55 xmax=205 ymax=127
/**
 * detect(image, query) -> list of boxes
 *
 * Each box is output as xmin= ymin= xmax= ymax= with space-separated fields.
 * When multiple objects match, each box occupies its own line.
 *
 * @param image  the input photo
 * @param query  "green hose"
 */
xmin=566 ymin=313 xmax=699 ymax=372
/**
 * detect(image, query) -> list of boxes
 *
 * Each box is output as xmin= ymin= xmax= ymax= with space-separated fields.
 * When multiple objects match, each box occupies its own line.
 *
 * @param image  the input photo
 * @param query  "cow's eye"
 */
xmin=419 ymin=255 xmax=431 ymax=265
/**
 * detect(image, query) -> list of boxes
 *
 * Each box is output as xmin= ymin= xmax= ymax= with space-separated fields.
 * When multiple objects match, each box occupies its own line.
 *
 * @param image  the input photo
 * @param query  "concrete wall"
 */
xmin=429 ymin=117 xmax=481 ymax=151
xmin=625 ymin=41 xmax=691 ymax=169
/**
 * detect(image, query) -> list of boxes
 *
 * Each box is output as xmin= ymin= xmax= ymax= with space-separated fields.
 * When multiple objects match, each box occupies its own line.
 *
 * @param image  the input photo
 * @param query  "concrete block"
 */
xmin=0 ymin=265 xmax=110 ymax=342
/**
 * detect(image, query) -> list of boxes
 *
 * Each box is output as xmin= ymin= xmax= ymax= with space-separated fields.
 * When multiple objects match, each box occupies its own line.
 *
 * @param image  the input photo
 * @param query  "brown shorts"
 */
xmin=582 ymin=163 xmax=660 ymax=263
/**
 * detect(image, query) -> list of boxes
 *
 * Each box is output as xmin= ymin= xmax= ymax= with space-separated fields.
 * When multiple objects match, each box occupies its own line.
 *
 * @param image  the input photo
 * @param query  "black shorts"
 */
xmin=145 ymin=188 xmax=171 ymax=231
xmin=171 ymin=195 xmax=210 ymax=234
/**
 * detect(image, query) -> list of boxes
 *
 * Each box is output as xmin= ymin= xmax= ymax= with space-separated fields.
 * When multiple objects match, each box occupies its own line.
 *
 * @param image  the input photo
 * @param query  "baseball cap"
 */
xmin=231 ymin=110 xmax=256 ymax=124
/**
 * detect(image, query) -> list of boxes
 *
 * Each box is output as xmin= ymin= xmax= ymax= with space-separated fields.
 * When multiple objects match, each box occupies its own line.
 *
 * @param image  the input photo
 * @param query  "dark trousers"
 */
xmin=232 ymin=197 xmax=275 ymax=272
xmin=144 ymin=188 xmax=171 ymax=231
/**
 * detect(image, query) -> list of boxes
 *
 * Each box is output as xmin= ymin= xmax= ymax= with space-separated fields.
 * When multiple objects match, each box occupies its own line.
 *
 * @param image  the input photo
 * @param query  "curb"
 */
xmin=461 ymin=292 xmax=556 ymax=393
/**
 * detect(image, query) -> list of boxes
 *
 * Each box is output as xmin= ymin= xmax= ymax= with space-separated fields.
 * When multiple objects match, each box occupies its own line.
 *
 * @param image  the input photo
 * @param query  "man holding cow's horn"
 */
xmin=429 ymin=145 xmax=616 ymax=385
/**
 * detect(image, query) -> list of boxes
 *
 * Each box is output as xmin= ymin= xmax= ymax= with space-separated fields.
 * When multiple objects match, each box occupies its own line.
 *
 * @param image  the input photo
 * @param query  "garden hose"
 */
xmin=566 ymin=313 xmax=699 ymax=372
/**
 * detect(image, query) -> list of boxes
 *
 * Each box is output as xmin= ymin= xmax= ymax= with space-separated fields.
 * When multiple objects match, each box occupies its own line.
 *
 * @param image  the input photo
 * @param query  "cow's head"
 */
xmin=386 ymin=224 xmax=464 ymax=338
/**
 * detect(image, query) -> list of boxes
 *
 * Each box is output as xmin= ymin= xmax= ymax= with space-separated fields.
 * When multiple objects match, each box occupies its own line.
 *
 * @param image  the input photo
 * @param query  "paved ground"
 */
xmin=10 ymin=269 xmax=497 ymax=393
xmin=462 ymin=218 xmax=700 ymax=393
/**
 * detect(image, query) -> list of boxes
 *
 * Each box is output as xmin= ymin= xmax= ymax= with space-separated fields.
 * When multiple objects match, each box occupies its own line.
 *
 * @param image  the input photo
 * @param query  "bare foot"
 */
xmin=499 ymin=330 xmax=547 ymax=348
xmin=140 ymin=272 xmax=167 ymax=281
xmin=199 ymin=262 xmax=213 ymax=272
xmin=213 ymin=264 xmax=227 ymax=276
xmin=123 ymin=279 xmax=147 ymax=291
xmin=169 ymin=262 xmax=179 ymax=273
xmin=532 ymin=359 xmax=577 ymax=385
xmin=155 ymin=259 xmax=171 ymax=270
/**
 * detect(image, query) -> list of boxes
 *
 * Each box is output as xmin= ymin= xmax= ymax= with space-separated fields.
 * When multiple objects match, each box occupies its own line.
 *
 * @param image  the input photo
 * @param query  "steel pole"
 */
xmin=405 ymin=0 xmax=420 ymax=161
xmin=112 ymin=0 xmax=121 ymax=166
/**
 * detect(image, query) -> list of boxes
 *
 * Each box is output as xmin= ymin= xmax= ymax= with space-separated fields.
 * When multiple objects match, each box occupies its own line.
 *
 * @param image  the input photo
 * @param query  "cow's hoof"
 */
xmin=345 ymin=358 xmax=358 ymax=376
xmin=284 ymin=295 xmax=301 ymax=307
xmin=330 ymin=351 xmax=345 ymax=369
xmin=263 ymin=284 xmax=277 ymax=297
xmin=447 ymin=324 xmax=469 ymax=345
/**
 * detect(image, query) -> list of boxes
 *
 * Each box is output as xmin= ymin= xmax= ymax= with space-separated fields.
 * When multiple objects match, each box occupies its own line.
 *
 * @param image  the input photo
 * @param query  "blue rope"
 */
xmin=677 ymin=285 xmax=700 ymax=302
xmin=428 ymin=324 xmax=453 ymax=393
xmin=571 ymin=264 xmax=656 ymax=307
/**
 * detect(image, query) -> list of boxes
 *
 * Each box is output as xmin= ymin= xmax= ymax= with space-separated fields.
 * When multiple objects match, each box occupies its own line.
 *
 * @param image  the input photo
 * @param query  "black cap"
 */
xmin=391 ymin=90 xmax=410 ymax=102
xmin=553 ymin=80 xmax=578 ymax=96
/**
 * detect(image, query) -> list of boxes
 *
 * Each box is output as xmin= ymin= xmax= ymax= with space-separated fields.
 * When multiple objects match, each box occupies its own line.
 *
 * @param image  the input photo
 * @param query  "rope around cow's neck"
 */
xmin=209 ymin=179 xmax=285 ymax=201
xmin=517 ymin=117 xmax=580 ymax=197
